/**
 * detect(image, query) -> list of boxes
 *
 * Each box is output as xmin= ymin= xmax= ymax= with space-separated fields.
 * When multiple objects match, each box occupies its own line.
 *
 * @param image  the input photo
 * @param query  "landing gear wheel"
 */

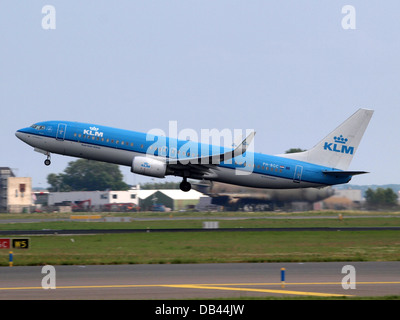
xmin=44 ymin=152 xmax=51 ymax=166
xmin=180 ymin=179 xmax=191 ymax=192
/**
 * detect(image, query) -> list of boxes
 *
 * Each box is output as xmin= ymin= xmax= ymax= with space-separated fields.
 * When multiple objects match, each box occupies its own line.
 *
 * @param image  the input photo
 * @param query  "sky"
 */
xmin=1 ymin=1 xmax=400 ymax=188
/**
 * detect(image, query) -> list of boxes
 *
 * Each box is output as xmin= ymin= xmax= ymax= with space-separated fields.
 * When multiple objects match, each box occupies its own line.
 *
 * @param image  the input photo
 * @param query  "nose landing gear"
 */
xmin=44 ymin=153 xmax=51 ymax=166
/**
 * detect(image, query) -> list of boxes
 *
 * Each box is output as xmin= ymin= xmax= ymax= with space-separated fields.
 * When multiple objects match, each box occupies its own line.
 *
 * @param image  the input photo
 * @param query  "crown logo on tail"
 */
xmin=334 ymin=135 xmax=348 ymax=144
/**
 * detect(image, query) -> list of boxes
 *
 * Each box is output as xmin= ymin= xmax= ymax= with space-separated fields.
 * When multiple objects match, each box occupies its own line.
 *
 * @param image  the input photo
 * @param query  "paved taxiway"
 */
xmin=0 ymin=261 xmax=399 ymax=299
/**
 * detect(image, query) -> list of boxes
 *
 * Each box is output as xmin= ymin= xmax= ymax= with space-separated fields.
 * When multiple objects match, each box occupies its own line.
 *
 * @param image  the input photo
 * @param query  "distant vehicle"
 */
xmin=16 ymin=109 xmax=373 ymax=192
xmin=150 ymin=204 xmax=166 ymax=212
xmin=102 ymin=203 xmax=139 ymax=212
xmin=72 ymin=199 xmax=91 ymax=212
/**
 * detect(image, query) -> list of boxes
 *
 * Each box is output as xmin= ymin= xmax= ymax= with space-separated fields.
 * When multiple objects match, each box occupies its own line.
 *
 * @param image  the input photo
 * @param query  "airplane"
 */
xmin=15 ymin=108 xmax=373 ymax=192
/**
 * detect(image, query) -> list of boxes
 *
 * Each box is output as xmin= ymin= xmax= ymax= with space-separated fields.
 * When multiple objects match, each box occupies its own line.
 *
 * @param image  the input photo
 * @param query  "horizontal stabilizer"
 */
xmin=323 ymin=170 xmax=369 ymax=177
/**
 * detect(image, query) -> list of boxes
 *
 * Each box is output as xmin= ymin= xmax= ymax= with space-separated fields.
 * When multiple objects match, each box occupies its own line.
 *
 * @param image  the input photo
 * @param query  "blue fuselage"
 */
xmin=16 ymin=120 xmax=352 ymax=189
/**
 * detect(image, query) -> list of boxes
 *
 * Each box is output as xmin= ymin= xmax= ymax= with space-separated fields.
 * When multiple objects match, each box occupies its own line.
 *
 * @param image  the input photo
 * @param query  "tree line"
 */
xmin=365 ymin=187 xmax=398 ymax=209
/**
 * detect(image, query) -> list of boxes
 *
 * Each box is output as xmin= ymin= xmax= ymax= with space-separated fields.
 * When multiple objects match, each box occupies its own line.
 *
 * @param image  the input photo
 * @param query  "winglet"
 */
xmin=234 ymin=131 xmax=256 ymax=157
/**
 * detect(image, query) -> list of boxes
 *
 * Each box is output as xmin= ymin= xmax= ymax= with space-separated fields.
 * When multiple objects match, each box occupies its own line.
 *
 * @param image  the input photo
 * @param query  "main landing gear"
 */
xmin=179 ymin=177 xmax=191 ymax=192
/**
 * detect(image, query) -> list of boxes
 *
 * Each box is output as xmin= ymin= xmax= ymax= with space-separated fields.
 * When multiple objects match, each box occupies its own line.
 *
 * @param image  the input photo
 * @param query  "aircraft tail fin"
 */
xmin=278 ymin=108 xmax=374 ymax=170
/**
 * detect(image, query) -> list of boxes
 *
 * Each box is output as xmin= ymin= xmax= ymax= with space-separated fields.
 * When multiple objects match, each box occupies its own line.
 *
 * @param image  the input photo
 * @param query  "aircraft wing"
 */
xmin=166 ymin=131 xmax=255 ymax=178
xmin=167 ymin=131 xmax=255 ymax=166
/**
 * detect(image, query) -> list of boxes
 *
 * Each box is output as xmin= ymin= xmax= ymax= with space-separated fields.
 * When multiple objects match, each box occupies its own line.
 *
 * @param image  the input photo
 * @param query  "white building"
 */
xmin=48 ymin=189 xmax=139 ymax=210
xmin=0 ymin=167 xmax=33 ymax=213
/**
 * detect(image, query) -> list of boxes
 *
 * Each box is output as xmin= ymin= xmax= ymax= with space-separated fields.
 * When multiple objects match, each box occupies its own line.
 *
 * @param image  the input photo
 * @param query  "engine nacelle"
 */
xmin=131 ymin=156 xmax=167 ymax=178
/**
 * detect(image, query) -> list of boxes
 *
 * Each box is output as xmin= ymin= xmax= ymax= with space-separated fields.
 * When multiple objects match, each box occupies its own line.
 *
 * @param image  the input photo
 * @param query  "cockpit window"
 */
xmin=30 ymin=124 xmax=46 ymax=130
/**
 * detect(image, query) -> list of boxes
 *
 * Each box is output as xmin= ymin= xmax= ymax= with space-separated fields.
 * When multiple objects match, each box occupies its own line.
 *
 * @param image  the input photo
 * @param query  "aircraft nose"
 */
xmin=15 ymin=130 xmax=27 ymax=142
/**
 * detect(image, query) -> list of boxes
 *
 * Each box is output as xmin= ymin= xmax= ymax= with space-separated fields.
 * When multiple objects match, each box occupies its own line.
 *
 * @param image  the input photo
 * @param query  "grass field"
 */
xmin=1 ymin=211 xmax=399 ymax=266
xmin=2 ymin=230 xmax=400 ymax=266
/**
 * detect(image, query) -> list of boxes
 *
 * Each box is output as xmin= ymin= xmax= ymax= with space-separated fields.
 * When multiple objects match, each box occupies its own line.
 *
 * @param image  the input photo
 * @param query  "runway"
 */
xmin=0 ymin=261 xmax=399 ymax=299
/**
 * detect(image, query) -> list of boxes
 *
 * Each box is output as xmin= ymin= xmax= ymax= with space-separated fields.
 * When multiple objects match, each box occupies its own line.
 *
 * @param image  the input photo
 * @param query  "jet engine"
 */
xmin=131 ymin=157 xmax=167 ymax=178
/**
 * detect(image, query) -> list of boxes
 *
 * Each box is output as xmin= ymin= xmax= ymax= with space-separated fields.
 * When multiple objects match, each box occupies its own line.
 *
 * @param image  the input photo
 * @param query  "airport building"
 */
xmin=48 ymin=189 xmax=140 ymax=212
xmin=138 ymin=189 xmax=206 ymax=211
xmin=0 ymin=167 xmax=33 ymax=213
xmin=46 ymin=187 xmax=207 ymax=212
